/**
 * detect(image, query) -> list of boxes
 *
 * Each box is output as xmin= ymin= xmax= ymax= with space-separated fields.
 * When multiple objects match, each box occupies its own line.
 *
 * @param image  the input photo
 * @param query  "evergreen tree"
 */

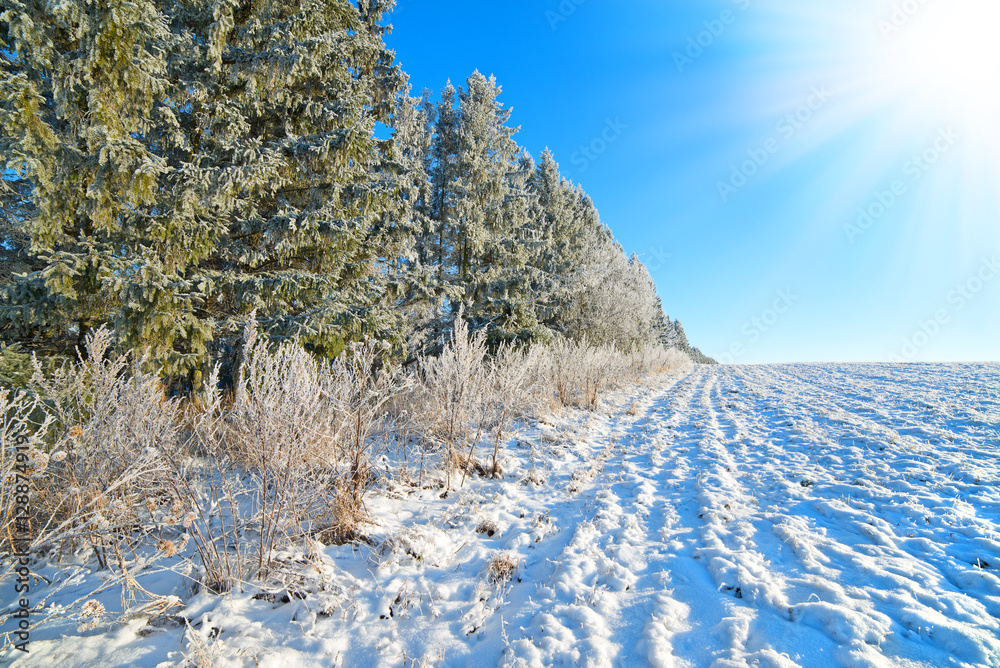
xmin=2 ymin=0 xmax=406 ymax=388
xmin=450 ymin=72 xmax=524 ymax=327
xmin=484 ymin=147 xmax=546 ymax=344
xmin=170 ymin=0 xmax=406 ymax=368
xmin=527 ymin=149 xmax=588 ymax=336
xmin=422 ymin=71 xmax=541 ymax=344
xmin=421 ymin=81 xmax=461 ymax=346
xmin=1 ymin=0 xmax=190 ymax=367
xmin=555 ymin=192 xmax=624 ymax=344
xmin=664 ymin=316 xmax=692 ymax=353
xmin=619 ymin=254 xmax=662 ymax=347
xmin=544 ymin=193 xmax=665 ymax=350
xmin=651 ymin=296 xmax=672 ymax=348
xmin=3 ymin=1 xmax=713 ymax=378
xmin=0 ymin=173 xmax=31 ymax=286
xmin=690 ymin=346 xmax=717 ymax=364
xmin=391 ymin=89 xmax=442 ymax=353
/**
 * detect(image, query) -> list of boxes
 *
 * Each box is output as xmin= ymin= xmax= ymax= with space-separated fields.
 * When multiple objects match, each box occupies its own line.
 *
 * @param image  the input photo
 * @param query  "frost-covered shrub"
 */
xmin=22 ymin=329 xmax=178 ymax=563
xmin=410 ymin=317 xmax=547 ymax=484
xmin=415 ymin=316 xmax=489 ymax=486
xmin=536 ymin=338 xmax=690 ymax=411
xmin=486 ymin=550 xmax=520 ymax=587
xmin=627 ymin=344 xmax=691 ymax=377
xmin=405 ymin=317 xmax=689 ymax=486
xmin=0 ymin=388 xmax=54 ymax=554
xmin=482 ymin=343 xmax=540 ymax=477
xmin=223 ymin=320 xmax=341 ymax=576
xmin=4 ymin=315 xmax=688 ymax=598
xmin=322 ymin=338 xmax=409 ymax=541
xmin=538 ymin=338 xmax=626 ymax=410
xmin=219 ymin=319 xmax=408 ymax=576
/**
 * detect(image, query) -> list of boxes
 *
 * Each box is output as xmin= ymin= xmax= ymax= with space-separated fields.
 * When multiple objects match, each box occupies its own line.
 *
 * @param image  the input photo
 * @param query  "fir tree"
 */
xmin=664 ymin=316 xmax=692 ymax=353
xmin=2 ymin=0 xmax=406 ymax=388
xmin=3 ymin=1 xmax=712 ymax=379
xmin=1 ymin=0 xmax=191 ymax=369
xmin=421 ymin=71 xmax=542 ymax=344
xmin=527 ymin=149 xmax=589 ymax=336
xmin=391 ymin=89 xmax=443 ymax=353
xmin=690 ymin=346 xmax=717 ymax=364
xmin=651 ymin=296 xmax=672 ymax=348
xmin=0 ymin=173 xmax=31 ymax=286
xmin=170 ymin=0 xmax=407 ymax=367
xmin=419 ymin=81 xmax=462 ymax=347
xmin=450 ymin=71 xmax=525 ymax=331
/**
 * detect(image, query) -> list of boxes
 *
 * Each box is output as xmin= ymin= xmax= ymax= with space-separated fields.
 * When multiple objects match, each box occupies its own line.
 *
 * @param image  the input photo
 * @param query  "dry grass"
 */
xmin=415 ymin=314 xmax=489 ymax=488
xmin=486 ymin=550 xmax=520 ymax=587
xmin=540 ymin=338 xmax=690 ymax=411
xmin=0 ymin=388 xmax=54 ymax=553
xmin=476 ymin=519 xmax=499 ymax=537
xmin=1 ymin=316 xmax=689 ymax=612
xmin=9 ymin=330 xmax=178 ymax=566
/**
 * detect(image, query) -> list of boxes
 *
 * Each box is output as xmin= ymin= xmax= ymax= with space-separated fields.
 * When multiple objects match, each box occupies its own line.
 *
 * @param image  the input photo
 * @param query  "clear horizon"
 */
xmin=385 ymin=0 xmax=1000 ymax=364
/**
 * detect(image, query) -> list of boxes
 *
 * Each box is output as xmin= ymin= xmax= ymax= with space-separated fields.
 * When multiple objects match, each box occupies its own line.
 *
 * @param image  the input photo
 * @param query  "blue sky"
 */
xmin=385 ymin=0 xmax=1000 ymax=363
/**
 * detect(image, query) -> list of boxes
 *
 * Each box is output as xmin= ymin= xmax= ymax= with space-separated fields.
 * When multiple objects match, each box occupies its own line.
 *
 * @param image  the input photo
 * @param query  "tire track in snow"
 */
xmin=614 ymin=368 xmax=720 ymax=668
xmin=501 ymin=364 xmax=1000 ymax=668
xmin=501 ymin=372 xmax=697 ymax=667
xmin=682 ymin=370 xmax=810 ymax=666
xmin=621 ymin=368 xmax=806 ymax=667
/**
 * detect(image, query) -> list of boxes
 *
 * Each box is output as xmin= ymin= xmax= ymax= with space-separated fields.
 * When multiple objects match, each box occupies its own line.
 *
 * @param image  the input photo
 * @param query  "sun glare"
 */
xmin=883 ymin=0 xmax=1000 ymax=126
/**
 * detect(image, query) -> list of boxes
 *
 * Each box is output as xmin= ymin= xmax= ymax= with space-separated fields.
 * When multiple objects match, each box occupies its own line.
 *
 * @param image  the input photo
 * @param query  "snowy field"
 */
xmin=5 ymin=363 xmax=1000 ymax=667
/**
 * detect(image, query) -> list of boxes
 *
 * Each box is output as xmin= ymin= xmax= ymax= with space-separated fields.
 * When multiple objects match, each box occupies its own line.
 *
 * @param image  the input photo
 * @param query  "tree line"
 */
xmin=0 ymin=0 xmax=713 ymax=391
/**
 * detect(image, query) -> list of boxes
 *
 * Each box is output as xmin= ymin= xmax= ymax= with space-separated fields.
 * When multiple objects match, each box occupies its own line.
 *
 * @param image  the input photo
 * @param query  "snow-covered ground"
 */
xmin=5 ymin=363 xmax=1000 ymax=667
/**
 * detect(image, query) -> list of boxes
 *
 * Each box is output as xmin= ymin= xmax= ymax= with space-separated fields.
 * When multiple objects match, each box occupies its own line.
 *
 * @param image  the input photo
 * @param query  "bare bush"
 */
xmin=539 ymin=338 xmax=626 ymax=410
xmin=160 ymin=364 xmax=252 ymax=593
xmin=186 ymin=319 xmax=411 ymax=586
xmin=224 ymin=323 xmax=334 ymax=578
xmin=416 ymin=315 xmax=489 ymax=488
xmin=2 ymin=315 xmax=688 ymax=608
xmin=325 ymin=338 xmax=409 ymax=538
xmin=405 ymin=321 xmax=689 ymax=485
xmin=24 ymin=329 xmax=178 ymax=565
xmin=482 ymin=343 xmax=539 ymax=478
xmin=411 ymin=318 xmax=544 ymax=486
xmin=627 ymin=344 xmax=691 ymax=378
xmin=536 ymin=339 xmax=690 ymax=411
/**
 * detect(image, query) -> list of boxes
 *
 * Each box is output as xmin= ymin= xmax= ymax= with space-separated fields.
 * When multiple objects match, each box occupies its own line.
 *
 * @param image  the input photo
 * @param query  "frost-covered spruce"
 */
xmin=166 ymin=0 xmax=407 ymax=369
xmin=1 ymin=0 xmax=405 ymax=387
xmin=388 ymin=89 xmax=442 ymax=355
xmin=1 ymin=0 xmax=193 ymax=372
xmin=448 ymin=71 xmax=539 ymax=341
xmin=526 ymin=149 xmax=592 ymax=337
